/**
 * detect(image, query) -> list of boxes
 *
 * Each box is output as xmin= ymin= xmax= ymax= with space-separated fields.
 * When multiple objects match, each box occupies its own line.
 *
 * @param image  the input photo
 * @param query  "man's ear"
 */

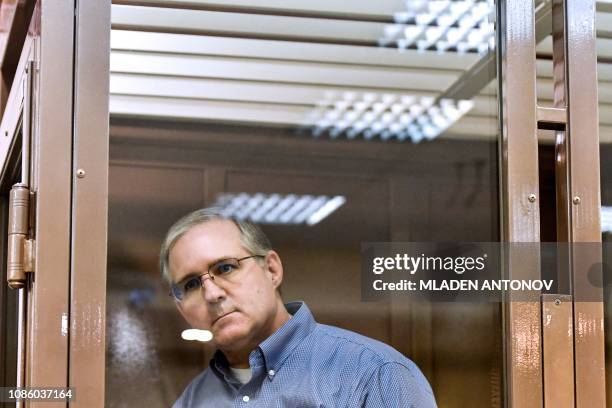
xmin=264 ymin=250 xmax=284 ymax=289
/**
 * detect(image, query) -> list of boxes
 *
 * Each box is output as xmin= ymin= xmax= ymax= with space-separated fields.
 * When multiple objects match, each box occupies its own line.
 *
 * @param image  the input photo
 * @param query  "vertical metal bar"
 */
xmin=542 ymin=294 xmax=575 ymax=408
xmin=499 ymin=0 xmax=543 ymax=406
xmin=69 ymin=0 xmax=110 ymax=406
xmin=564 ymin=0 xmax=606 ymax=406
xmin=22 ymin=60 xmax=33 ymax=187
xmin=27 ymin=0 xmax=74 ymax=405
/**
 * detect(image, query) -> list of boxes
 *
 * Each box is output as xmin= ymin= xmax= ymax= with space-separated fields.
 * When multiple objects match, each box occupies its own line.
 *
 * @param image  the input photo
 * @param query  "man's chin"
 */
xmin=211 ymin=327 xmax=250 ymax=349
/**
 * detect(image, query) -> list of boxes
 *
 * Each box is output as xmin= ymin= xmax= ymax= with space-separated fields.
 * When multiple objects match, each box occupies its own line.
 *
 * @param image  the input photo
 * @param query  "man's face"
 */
xmin=169 ymin=220 xmax=283 ymax=351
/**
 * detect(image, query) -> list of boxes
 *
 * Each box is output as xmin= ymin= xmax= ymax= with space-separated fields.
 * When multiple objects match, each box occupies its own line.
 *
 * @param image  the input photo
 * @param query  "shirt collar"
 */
xmin=211 ymin=301 xmax=316 ymax=379
xmin=258 ymin=301 xmax=316 ymax=373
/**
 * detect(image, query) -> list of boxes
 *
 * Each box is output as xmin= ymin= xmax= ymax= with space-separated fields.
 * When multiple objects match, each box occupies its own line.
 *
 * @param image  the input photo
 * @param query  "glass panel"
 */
xmin=106 ymin=1 xmax=501 ymax=406
xmin=597 ymin=2 xmax=612 ymax=402
xmin=0 ymin=127 xmax=22 ymax=407
xmin=535 ymin=0 xmax=554 ymax=109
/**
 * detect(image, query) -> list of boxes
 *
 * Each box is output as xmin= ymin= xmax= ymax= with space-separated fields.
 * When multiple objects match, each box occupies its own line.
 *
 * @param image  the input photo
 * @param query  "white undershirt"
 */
xmin=229 ymin=367 xmax=253 ymax=384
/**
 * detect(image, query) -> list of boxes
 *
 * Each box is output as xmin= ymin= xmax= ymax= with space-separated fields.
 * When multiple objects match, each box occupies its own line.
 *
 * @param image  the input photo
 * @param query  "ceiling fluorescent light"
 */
xmin=277 ymin=195 xmax=314 ymax=223
xmin=307 ymin=196 xmax=347 ymax=226
xmin=308 ymin=92 xmax=473 ymax=143
xmin=380 ymin=0 xmax=495 ymax=54
xmin=263 ymin=195 xmax=298 ymax=223
xmin=213 ymin=193 xmax=346 ymax=226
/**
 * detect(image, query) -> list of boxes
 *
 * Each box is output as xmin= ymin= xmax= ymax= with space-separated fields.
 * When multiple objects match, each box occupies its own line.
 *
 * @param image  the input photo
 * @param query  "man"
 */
xmin=161 ymin=207 xmax=437 ymax=407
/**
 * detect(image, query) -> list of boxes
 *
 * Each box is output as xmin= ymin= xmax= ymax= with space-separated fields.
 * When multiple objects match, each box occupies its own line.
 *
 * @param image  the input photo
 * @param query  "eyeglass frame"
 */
xmin=169 ymin=254 xmax=266 ymax=302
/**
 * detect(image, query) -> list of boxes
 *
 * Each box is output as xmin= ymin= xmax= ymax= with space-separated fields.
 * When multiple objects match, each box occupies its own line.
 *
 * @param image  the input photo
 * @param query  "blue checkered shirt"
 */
xmin=173 ymin=302 xmax=437 ymax=407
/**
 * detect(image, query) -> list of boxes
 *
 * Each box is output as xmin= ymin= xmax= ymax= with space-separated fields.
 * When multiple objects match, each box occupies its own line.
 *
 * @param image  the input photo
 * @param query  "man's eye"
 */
xmin=214 ymin=262 xmax=237 ymax=275
xmin=183 ymin=278 xmax=201 ymax=292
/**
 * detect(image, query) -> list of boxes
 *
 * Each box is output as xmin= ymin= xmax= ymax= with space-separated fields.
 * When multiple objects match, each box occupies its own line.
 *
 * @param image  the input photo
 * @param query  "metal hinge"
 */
xmin=7 ymin=184 xmax=34 ymax=289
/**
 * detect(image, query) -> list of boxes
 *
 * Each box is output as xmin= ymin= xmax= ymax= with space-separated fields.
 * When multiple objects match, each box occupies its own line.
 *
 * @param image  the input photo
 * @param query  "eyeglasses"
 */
xmin=170 ymin=255 xmax=265 ymax=302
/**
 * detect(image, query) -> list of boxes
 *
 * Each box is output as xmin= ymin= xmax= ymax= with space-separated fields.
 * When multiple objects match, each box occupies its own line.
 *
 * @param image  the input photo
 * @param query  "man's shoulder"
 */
xmin=311 ymin=323 xmax=435 ymax=404
xmin=313 ymin=323 xmax=410 ymax=366
xmin=172 ymin=368 xmax=216 ymax=408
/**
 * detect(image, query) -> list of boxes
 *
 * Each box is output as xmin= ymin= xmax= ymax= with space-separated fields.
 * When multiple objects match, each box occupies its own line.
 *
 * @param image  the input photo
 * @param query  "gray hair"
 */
xmin=160 ymin=207 xmax=272 ymax=284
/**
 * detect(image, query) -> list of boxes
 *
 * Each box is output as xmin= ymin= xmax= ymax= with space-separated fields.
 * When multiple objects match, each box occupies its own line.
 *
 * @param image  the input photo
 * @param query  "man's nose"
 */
xmin=200 ymin=275 xmax=226 ymax=303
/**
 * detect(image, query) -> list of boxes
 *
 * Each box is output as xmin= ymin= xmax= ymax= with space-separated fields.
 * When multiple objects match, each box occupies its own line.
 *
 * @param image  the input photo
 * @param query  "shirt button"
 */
xmin=242 ymin=396 xmax=250 ymax=403
xmin=268 ymin=370 xmax=275 ymax=377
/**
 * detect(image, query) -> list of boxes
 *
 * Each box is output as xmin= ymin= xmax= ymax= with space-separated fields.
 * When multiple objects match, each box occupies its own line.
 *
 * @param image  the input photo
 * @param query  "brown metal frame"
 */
xmin=499 ymin=1 xmax=543 ymax=407
xmin=68 ymin=1 xmax=111 ymax=406
xmin=27 ymin=1 xmax=74 ymax=404
xmin=533 ymin=0 xmax=604 ymax=406
xmin=542 ymin=294 xmax=574 ymax=408
xmin=537 ymin=0 xmax=606 ymax=406
xmin=564 ymin=0 xmax=606 ymax=406
xmin=501 ymin=0 xmax=606 ymax=406
xmin=0 ymin=1 xmax=76 ymax=405
xmin=543 ymin=1 xmax=575 ymax=406
xmin=0 ymin=0 xmax=110 ymax=404
xmin=0 ymin=1 xmax=111 ymax=404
